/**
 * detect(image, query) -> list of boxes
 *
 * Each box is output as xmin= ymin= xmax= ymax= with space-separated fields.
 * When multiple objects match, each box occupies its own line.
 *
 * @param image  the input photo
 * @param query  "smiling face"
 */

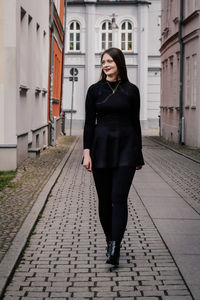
xmin=101 ymin=53 xmax=118 ymax=81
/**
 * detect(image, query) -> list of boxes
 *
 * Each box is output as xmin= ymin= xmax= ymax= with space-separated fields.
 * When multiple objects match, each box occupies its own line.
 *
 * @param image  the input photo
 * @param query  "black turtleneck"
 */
xmin=83 ymin=79 xmax=144 ymax=167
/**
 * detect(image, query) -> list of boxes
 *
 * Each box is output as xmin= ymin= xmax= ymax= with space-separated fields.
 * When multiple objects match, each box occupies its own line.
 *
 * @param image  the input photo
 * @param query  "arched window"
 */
xmin=69 ymin=21 xmax=80 ymax=51
xmin=121 ymin=21 xmax=133 ymax=51
xmin=101 ymin=21 xmax=112 ymax=51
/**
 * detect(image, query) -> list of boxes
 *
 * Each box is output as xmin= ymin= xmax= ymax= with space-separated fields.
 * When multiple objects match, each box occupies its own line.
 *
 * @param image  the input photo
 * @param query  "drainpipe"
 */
xmin=60 ymin=0 xmax=67 ymax=133
xmin=49 ymin=0 xmax=55 ymax=145
xmin=178 ymin=0 xmax=184 ymax=144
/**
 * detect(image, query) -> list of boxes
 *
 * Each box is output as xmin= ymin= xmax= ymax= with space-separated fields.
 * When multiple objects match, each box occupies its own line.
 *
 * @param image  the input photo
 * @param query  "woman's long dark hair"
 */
xmin=100 ymin=47 xmax=129 ymax=82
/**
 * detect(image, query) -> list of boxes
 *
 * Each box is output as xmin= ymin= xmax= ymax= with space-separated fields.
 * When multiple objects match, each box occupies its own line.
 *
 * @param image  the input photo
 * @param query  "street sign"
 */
xmin=69 ymin=77 xmax=78 ymax=81
xmin=70 ymin=67 xmax=78 ymax=76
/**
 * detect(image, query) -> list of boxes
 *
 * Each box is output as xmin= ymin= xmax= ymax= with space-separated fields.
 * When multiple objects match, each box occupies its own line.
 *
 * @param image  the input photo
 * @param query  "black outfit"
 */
xmin=83 ymin=79 xmax=144 ymax=244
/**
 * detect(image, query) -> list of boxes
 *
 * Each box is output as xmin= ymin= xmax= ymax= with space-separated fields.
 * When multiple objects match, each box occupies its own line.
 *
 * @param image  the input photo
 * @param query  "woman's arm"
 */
xmin=134 ymin=86 xmax=145 ymax=168
xmin=83 ymin=85 xmax=96 ymax=172
xmin=83 ymin=149 xmax=92 ymax=172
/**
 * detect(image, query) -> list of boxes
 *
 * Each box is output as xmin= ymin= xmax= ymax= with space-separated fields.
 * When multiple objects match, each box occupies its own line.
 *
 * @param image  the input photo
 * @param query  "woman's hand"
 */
xmin=136 ymin=165 xmax=143 ymax=170
xmin=83 ymin=149 xmax=92 ymax=172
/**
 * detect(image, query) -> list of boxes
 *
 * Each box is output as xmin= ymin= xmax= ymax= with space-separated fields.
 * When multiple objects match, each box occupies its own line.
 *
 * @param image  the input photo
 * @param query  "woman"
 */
xmin=83 ymin=47 xmax=144 ymax=266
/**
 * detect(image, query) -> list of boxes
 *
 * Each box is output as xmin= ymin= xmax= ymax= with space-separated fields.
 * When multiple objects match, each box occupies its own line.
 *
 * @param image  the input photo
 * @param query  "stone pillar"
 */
xmin=138 ymin=4 xmax=149 ymax=128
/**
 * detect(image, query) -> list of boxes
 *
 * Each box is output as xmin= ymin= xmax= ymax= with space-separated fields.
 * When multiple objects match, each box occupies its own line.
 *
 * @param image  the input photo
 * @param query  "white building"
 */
xmin=0 ymin=0 xmax=49 ymax=170
xmin=63 ymin=0 xmax=161 ymax=131
xmin=160 ymin=0 xmax=200 ymax=147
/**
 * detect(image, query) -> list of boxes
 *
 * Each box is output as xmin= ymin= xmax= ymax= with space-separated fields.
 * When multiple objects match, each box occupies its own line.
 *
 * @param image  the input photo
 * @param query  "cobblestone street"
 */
xmin=1 ymin=135 xmax=200 ymax=299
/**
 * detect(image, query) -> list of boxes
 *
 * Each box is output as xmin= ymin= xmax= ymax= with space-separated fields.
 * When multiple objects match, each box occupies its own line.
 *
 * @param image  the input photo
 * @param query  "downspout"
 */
xmin=49 ymin=0 xmax=55 ymax=145
xmin=60 ymin=0 xmax=67 ymax=133
xmin=178 ymin=0 xmax=184 ymax=144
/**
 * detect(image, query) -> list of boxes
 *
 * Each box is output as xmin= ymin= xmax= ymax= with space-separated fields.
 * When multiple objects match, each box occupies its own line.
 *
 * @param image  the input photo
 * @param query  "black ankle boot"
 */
xmin=106 ymin=240 xmax=112 ymax=257
xmin=106 ymin=241 xmax=120 ymax=266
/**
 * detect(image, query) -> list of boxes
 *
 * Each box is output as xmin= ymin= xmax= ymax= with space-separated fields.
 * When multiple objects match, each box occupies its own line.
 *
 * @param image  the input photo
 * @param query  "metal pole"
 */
xmin=178 ymin=0 xmax=184 ymax=145
xmin=49 ymin=0 xmax=55 ymax=145
xmin=70 ymin=75 xmax=74 ymax=136
xmin=60 ymin=0 xmax=68 ymax=134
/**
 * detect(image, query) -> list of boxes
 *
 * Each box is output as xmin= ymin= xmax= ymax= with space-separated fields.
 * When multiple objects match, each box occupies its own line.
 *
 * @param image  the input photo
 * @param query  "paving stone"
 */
xmin=26 ymin=292 xmax=49 ymax=297
xmin=50 ymin=292 xmax=71 ymax=297
xmin=163 ymin=297 xmax=193 ymax=300
xmin=167 ymin=290 xmax=191 ymax=296
xmin=72 ymin=292 xmax=94 ymax=297
xmin=143 ymin=290 xmax=165 ymax=296
xmin=96 ymin=291 xmax=117 ymax=297
xmin=3 ymin=297 xmax=20 ymax=300
xmin=135 ymin=298 xmax=159 ymax=300
xmin=119 ymin=291 xmax=142 ymax=296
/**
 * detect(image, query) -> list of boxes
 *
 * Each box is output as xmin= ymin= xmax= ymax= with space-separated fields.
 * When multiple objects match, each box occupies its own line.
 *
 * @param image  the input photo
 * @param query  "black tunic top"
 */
xmin=83 ymin=79 xmax=144 ymax=168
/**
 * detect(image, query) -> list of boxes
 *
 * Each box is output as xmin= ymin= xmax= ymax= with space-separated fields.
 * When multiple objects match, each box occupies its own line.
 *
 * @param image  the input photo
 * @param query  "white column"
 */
xmin=111 ymin=13 xmax=118 ymax=48
xmin=112 ymin=28 xmax=118 ymax=48
xmin=138 ymin=4 xmax=149 ymax=128
xmin=0 ymin=0 xmax=17 ymax=170
xmin=85 ymin=3 xmax=96 ymax=90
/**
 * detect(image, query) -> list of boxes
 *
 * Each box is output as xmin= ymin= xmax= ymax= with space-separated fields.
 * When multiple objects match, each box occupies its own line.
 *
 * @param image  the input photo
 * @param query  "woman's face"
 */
xmin=102 ymin=53 xmax=118 ymax=80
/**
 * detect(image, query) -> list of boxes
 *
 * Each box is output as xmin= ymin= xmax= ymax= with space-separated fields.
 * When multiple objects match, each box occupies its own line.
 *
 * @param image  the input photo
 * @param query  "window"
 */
xmin=185 ymin=56 xmax=190 ymax=106
xmin=69 ymin=21 xmax=80 ymax=51
xmin=191 ymin=54 xmax=197 ymax=106
xmin=101 ymin=21 xmax=112 ymax=51
xmin=120 ymin=21 xmax=133 ymax=51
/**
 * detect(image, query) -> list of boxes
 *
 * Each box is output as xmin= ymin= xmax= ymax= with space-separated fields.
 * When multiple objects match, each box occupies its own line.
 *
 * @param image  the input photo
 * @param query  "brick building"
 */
xmin=48 ymin=0 xmax=65 ymax=145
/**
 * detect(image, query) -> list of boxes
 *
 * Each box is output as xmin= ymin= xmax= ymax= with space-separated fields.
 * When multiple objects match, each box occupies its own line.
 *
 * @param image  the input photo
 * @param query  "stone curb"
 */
xmin=149 ymin=136 xmax=200 ymax=164
xmin=0 ymin=136 xmax=79 ymax=299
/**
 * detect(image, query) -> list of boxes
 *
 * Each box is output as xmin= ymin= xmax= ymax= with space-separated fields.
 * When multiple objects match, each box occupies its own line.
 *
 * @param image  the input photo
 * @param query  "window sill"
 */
xmin=35 ymin=87 xmax=41 ymax=96
xmin=19 ymin=85 xmax=29 ymax=93
xmin=42 ymin=88 xmax=48 ymax=96
xmin=67 ymin=51 xmax=83 ymax=55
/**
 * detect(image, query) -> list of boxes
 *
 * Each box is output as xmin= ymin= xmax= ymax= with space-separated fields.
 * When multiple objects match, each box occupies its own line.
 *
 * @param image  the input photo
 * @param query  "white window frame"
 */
xmin=100 ymin=21 xmax=112 ymax=51
xmin=120 ymin=21 xmax=133 ymax=52
xmin=191 ymin=53 xmax=197 ymax=107
xmin=68 ymin=21 xmax=81 ymax=52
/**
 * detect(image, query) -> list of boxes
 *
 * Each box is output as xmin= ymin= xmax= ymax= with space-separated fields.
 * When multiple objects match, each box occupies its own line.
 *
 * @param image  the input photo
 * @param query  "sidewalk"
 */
xmin=0 ymin=135 xmax=78 ymax=294
xmin=0 ymin=134 xmax=199 ymax=299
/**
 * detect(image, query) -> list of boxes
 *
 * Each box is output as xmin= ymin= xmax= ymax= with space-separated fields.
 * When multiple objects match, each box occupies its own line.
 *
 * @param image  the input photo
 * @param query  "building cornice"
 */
xmin=160 ymin=32 xmax=178 ymax=54
xmin=0 ymin=145 xmax=17 ymax=149
xmin=148 ymin=55 xmax=161 ymax=59
xmin=182 ymin=10 xmax=200 ymax=26
xmin=148 ymin=67 xmax=161 ymax=71
xmin=67 ymin=1 xmax=151 ymax=6
xmin=183 ymin=28 xmax=200 ymax=43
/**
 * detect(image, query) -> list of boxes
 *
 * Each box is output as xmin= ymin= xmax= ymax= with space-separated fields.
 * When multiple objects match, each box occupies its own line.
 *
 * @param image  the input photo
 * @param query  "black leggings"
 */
xmin=93 ymin=166 xmax=136 ymax=243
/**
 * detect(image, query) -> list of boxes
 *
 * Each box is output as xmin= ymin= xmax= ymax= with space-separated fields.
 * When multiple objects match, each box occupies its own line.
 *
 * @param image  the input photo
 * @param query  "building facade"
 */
xmin=63 ymin=0 xmax=161 ymax=131
xmin=48 ymin=0 xmax=65 ymax=120
xmin=0 ymin=0 xmax=49 ymax=170
xmin=160 ymin=0 xmax=200 ymax=147
xmin=48 ymin=0 xmax=65 ymax=145
xmin=0 ymin=0 xmax=66 ymax=170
